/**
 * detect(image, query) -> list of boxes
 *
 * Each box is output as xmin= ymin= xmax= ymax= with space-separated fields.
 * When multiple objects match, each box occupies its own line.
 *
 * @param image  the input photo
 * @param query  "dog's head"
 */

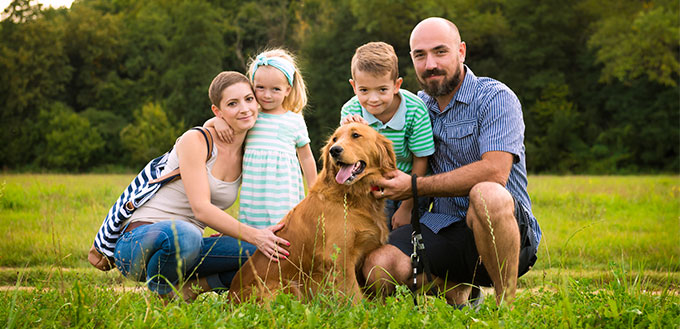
xmin=318 ymin=123 xmax=396 ymax=191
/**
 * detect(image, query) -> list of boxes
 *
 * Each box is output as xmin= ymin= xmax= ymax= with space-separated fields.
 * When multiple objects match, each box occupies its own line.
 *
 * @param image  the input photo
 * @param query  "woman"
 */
xmin=113 ymin=71 xmax=290 ymax=301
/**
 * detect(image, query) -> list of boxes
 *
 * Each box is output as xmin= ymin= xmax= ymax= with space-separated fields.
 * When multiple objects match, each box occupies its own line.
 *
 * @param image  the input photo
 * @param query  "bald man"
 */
xmin=363 ymin=17 xmax=541 ymax=306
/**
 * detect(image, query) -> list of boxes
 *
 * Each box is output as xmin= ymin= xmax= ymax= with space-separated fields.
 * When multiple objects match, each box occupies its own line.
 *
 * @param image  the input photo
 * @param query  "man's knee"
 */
xmin=467 ymin=182 xmax=514 ymax=227
xmin=362 ymin=245 xmax=406 ymax=283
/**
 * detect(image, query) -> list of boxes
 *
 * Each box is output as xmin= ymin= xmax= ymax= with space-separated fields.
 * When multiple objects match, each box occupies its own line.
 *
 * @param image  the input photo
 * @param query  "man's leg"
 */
xmin=362 ymin=244 xmax=411 ymax=297
xmin=466 ymin=182 xmax=519 ymax=304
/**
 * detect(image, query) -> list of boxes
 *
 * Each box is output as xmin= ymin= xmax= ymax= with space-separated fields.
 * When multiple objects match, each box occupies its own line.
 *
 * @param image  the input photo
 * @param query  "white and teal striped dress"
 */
xmin=238 ymin=111 xmax=310 ymax=228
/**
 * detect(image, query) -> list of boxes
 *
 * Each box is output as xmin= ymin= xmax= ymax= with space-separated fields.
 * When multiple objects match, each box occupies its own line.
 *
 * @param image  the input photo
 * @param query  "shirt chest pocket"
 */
xmin=445 ymin=120 xmax=476 ymax=139
xmin=444 ymin=120 xmax=478 ymax=163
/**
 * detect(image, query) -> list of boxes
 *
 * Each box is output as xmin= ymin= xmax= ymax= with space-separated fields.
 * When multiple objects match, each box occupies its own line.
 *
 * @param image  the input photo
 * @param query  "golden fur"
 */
xmin=229 ymin=123 xmax=396 ymax=303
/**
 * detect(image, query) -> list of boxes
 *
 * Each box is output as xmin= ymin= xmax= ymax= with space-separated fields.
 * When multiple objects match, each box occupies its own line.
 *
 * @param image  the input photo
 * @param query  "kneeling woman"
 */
xmin=114 ymin=72 xmax=290 ymax=301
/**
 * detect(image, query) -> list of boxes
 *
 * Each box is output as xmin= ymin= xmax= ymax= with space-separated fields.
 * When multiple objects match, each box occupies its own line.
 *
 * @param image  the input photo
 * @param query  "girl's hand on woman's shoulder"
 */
xmin=214 ymin=118 xmax=235 ymax=143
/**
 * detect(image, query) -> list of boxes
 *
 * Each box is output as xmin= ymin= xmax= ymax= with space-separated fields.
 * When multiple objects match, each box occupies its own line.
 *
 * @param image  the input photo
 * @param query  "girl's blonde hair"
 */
xmin=247 ymin=48 xmax=308 ymax=114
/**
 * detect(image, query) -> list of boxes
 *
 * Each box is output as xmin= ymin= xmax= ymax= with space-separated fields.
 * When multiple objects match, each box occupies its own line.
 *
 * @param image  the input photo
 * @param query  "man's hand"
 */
xmin=340 ymin=114 xmax=369 ymax=125
xmin=371 ymin=170 xmax=413 ymax=201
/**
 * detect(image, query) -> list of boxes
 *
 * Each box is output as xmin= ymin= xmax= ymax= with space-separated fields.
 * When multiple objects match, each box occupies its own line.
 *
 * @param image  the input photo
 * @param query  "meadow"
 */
xmin=0 ymin=174 xmax=678 ymax=328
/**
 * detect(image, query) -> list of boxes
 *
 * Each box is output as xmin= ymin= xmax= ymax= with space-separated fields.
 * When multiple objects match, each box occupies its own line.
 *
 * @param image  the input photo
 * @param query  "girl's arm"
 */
xmin=297 ymin=143 xmax=317 ymax=189
xmin=203 ymin=117 xmax=234 ymax=143
xmin=390 ymin=155 xmax=429 ymax=230
xmin=176 ymin=129 xmax=289 ymax=261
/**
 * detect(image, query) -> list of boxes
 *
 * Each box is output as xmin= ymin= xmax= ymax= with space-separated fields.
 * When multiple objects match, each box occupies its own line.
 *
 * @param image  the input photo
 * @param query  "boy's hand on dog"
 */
xmin=391 ymin=204 xmax=411 ymax=230
xmin=373 ymin=170 xmax=413 ymax=201
xmin=340 ymin=114 xmax=369 ymax=125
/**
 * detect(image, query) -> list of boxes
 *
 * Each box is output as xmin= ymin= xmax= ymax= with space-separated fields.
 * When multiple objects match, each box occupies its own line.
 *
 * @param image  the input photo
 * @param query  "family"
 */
xmin=89 ymin=17 xmax=542 ymax=307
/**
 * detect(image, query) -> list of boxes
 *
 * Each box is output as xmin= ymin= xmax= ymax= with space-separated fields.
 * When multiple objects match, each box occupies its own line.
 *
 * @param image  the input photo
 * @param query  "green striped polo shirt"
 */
xmin=340 ymin=89 xmax=435 ymax=173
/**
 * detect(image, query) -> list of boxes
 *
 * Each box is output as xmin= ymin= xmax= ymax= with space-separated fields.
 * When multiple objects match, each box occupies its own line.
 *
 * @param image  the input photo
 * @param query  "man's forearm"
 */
xmin=417 ymin=152 xmax=512 ymax=197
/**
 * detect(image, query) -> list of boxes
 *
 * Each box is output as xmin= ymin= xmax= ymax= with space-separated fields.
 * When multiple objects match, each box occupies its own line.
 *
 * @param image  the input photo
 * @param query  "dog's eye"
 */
xmin=352 ymin=133 xmax=361 ymax=138
xmin=332 ymin=137 xmax=337 ymax=142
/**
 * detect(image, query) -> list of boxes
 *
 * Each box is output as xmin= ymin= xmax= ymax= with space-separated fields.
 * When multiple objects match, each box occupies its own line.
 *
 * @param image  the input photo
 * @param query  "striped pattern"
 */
xmin=92 ymin=127 xmax=212 ymax=258
xmin=238 ymin=111 xmax=309 ymax=228
xmin=418 ymin=66 xmax=542 ymax=249
xmin=93 ymin=151 xmax=176 ymax=257
xmin=340 ymin=89 xmax=435 ymax=173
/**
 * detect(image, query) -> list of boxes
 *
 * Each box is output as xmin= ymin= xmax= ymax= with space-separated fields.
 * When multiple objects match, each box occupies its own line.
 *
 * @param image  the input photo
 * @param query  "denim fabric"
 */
xmin=384 ymin=197 xmax=431 ymax=231
xmin=113 ymin=220 xmax=256 ymax=294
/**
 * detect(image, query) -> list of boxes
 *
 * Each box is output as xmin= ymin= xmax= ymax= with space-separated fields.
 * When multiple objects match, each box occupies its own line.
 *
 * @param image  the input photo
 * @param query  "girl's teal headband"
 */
xmin=251 ymin=54 xmax=295 ymax=86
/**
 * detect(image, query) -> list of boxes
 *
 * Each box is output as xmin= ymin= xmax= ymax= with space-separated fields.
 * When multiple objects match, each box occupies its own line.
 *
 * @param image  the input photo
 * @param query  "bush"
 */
xmin=120 ymin=102 xmax=184 ymax=167
xmin=37 ymin=103 xmax=105 ymax=171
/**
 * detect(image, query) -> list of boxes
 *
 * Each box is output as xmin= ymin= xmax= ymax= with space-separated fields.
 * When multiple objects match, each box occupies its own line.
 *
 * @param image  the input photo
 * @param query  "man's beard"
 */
xmin=417 ymin=66 xmax=462 ymax=97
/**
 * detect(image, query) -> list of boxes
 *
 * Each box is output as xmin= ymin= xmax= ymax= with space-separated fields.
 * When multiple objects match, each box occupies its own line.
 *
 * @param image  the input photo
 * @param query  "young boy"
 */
xmin=340 ymin=41 xmax=435 ymax=230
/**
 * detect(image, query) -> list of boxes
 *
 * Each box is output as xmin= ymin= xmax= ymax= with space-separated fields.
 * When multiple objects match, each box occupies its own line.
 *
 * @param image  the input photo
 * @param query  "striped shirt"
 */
xmin=340 ymin=89 xmax=435 ymax=173
xmin=419 ymin=66 xmax=541 ymax=249
xmin=238 ymin=111 xmax=309 ymax=228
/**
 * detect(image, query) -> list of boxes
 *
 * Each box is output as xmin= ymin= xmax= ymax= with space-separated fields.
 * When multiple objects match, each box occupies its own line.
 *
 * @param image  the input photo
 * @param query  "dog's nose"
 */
xmin=329 ymin=145 xmax=343 ymax=158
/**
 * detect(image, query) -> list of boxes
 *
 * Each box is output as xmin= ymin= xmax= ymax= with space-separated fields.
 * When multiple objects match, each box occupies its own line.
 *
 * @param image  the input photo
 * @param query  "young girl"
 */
xmin=207 ymin=49 xmax=317 ymax=228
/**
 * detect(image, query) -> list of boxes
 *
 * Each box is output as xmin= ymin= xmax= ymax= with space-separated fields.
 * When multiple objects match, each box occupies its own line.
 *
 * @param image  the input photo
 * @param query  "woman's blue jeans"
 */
xmin=113 ymin=220 xmax=256 ymax=295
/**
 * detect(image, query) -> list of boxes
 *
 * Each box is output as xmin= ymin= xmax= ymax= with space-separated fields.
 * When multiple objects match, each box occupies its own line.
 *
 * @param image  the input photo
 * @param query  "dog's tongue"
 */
xmin=335 ymin=164 xmax=353 ymax=184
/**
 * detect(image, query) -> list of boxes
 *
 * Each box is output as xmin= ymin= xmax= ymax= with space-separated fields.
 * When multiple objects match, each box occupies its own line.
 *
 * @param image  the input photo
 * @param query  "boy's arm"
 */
xmin=391 ymin=156 xmax=429 ymax=230
xmin=297 ymin=144 xmax=318 ymax=189
xmin=203 ymin=117 xmax=234 ymax=143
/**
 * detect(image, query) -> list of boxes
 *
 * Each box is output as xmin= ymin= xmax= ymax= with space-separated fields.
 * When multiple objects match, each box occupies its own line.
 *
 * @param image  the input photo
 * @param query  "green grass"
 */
xmin=0 ymin=174 xmax=678 ymax=328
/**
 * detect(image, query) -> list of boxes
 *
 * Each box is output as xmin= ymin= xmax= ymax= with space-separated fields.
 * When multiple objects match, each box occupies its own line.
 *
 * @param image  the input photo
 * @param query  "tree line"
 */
xmin=1 ymin=0 xmax=678 ymax=173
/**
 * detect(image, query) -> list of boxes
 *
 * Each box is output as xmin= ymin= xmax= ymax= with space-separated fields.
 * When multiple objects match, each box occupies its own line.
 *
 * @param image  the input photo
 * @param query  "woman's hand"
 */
xmin=251 ymin=222 xmax=290 ymax=262
xmin=214 ymin=117 xmax=235 ymax=143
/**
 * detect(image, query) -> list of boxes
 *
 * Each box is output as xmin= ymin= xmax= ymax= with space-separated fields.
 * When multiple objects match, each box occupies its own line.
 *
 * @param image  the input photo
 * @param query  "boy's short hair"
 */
xmin=209 ymin=71 xmax=251 ymax=107
xmin=351 ymin=42 xmax=399 ymax=81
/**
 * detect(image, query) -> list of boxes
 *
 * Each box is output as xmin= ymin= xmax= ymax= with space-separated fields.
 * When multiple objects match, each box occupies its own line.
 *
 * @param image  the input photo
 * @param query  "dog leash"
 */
xmin=410 ymin=174 xmax=434 ymax=306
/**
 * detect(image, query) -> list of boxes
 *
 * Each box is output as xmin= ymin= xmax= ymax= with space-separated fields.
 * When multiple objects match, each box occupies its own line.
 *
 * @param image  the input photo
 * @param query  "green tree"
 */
xmin=120 ymin=102 xmax=184 ymax=167
xmin=297 ymin=0 xmax=364 ymax=157
xmin=158 ymin=0 xmax=228 ymax=126
xmin=62 ymin=3 xmax=125 ymax=112
xmin=585 ymin=0 xmax=679 ymax=86
xmin=80 ymin=108 xmax=129 ymax=168
xmin=36 ymin=103 xmax=105 ymax=170
xmin=0 ymin=4 xmax=71 ymax=168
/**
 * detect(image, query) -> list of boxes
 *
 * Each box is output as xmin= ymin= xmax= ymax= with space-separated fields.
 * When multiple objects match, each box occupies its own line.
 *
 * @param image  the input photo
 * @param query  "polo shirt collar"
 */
xmin=421 ymin=65 xmax=477 ymax=113
xmin=361 ymin=89 xmax=407 ymax=130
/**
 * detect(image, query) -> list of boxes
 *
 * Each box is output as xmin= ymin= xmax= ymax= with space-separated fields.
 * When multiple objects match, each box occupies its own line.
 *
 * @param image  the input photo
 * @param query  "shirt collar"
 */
xmin=420 ymin=65 xmax=477 ymax=113
xmin=361 ymin=89 xmax=407 ymax=130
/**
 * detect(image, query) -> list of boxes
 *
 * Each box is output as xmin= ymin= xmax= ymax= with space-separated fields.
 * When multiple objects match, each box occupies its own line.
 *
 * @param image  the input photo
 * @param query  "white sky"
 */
xmin=1 ymin=0 xmax=74 ymax=11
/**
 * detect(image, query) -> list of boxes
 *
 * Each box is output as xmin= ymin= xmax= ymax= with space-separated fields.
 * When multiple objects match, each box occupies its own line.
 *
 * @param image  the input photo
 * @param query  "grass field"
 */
xmin=1 ymin=174 xmax=678 ymax=328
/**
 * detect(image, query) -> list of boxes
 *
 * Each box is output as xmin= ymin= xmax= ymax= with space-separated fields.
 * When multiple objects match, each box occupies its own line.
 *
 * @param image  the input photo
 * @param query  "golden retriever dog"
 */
xmin=229 ymin=123 xmax=396 ymax=303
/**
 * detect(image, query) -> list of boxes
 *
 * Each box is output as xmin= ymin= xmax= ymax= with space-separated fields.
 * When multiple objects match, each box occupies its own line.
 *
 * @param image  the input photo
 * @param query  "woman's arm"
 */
xmin=297 ymin=143 xmax=317 ymax=188
xmin=177 ymin=130 xmax=289 ymax=260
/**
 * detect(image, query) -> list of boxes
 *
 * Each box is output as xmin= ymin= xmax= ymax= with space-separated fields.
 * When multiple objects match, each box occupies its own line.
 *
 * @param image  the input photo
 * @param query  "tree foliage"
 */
xmin=37 ymin=103 xmax=105 ymax=170
xmin=120 ymin=102 xmax=184 ymax=167
xmin=0 ymin=0 xmax=677 ymax=173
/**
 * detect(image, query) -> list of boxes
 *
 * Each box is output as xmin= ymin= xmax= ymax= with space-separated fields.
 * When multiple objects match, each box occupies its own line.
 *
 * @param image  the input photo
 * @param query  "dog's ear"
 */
xmin=377 ymin=133 xmax=397 ymax=172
